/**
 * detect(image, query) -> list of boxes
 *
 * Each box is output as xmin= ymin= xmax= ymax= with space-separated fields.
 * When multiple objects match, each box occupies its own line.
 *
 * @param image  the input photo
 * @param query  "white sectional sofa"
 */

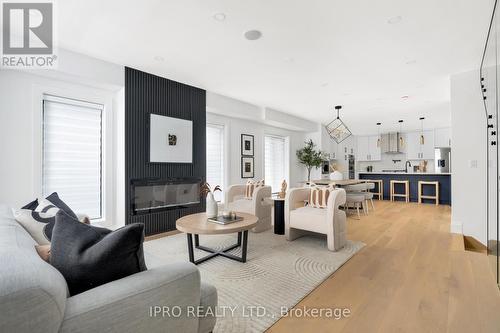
xmin=0 ymin=204 xmax=217 ymax=333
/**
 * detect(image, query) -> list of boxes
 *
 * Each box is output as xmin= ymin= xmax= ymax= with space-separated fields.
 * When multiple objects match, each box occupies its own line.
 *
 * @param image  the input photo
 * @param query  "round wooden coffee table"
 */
xmin=176 ymin=212 xmax=258 ymax=265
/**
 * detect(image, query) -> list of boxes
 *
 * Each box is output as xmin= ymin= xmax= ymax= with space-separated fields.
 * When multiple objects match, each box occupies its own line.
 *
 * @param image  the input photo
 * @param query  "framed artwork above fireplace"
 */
xmin=149 ymin=113 xmax=193 ymax=163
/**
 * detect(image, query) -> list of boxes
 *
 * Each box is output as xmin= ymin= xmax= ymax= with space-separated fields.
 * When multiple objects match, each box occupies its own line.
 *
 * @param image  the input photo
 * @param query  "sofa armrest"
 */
xmin=284 ymin=188 xmax=310 ymax=234
xmin=326 ymin=188 xmax=347 ymax=251
xmin=327 ymin=188 xmax=346 ymax=210
xmin=252 ymin=186 xmax=271 ymax=202
xmin=225 ymin=185 xmax=246 ymax=204
xmin=250 ymin=186 xmax=272 ymax=219
xmin=60 ymin=263 xmax=206 ymax=333
xmin=285 ymin=188 xmax=310 ymax=212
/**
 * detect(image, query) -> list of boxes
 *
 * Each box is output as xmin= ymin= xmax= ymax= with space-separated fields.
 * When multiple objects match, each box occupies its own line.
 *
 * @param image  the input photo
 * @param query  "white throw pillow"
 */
xmin=245 ymin=179 xmax=265 ymax=199
xmin=14 ymin=208 xmax=55 ymax=245
xmin=308 ymin=185 xmax=335 ymax=209
xmin=14 ymin=198 xmax=69 ymax=245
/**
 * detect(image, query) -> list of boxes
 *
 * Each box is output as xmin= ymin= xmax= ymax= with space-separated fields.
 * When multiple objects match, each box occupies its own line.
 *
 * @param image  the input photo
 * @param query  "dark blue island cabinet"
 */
xmin=358 ymin=173 xmax=451 ymax=205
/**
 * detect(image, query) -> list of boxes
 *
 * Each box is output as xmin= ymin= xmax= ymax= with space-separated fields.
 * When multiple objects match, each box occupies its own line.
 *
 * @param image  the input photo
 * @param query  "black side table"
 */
xmin=272 ymin=198 xmax=285 ymax=235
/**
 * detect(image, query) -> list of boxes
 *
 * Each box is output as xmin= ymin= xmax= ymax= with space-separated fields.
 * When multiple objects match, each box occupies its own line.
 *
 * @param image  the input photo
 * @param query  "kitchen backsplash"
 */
xmin=356 ymin=153 xmax=435 ymax=173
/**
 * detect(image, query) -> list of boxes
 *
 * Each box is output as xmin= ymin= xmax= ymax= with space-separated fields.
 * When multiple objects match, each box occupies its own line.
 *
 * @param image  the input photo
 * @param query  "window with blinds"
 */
xmin=206 ymin=123 xmax=225 ymax=202
xmin=42 ymin=95 xmax=104 ymax=220
xmin=265 ymin=135 xmax=287 ymax=193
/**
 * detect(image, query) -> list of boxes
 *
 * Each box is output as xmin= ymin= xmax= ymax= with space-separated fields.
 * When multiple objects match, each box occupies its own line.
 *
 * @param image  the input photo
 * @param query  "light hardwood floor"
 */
xmin=267 ymin=200 xmax=500 ymax=333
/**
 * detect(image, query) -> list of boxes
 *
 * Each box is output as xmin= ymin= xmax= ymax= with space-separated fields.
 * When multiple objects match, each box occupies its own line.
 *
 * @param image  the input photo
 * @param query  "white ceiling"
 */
xmin=58 ymin=0 xmax=494 ymax=135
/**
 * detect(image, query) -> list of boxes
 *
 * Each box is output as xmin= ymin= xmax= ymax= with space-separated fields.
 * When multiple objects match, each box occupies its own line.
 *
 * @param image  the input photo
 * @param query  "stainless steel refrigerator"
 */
xmin=435 ymin=148 xmax=451 ymax=173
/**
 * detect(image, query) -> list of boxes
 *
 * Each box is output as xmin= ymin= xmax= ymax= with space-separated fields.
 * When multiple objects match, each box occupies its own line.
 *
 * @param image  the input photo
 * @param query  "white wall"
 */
xmin=206 ymin=112 xmax=316 ymax=189
xmin=0 ymin=51 xmax=124 ymax=226
xmin=450 ymin=69 xmax=487 ymax=244
xmin=206 ymin=92 xmax=325 ymax=189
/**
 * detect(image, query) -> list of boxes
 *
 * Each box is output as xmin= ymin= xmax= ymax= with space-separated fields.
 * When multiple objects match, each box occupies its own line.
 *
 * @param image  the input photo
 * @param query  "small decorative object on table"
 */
xmin=222 ymin=210 xmax=232 ymax=218
xmin=329 ymin=163 xmax=343 ymax=180
xmin=201 ymin=182 xmax=221 ymax=218
xmin=279 ymin=179 xmax=287 ymax=199
xmin=208 ymin=214 xmax=243 ymax=225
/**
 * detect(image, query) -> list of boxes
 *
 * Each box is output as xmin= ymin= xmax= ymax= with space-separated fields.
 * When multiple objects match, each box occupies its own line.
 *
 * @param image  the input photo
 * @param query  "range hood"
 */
xmin=382 ymin=132 xmax=403 ymax=154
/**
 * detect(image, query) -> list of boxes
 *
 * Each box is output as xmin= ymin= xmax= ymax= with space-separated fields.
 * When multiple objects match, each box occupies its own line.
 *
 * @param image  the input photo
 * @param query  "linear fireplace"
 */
xmin=131 ymin=178 xmax=202 ymax=215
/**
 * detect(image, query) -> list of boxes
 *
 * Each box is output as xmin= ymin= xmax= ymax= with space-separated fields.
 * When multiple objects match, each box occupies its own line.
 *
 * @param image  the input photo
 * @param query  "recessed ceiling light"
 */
xmin=153 ymin=56 xmax=164 ymax=62
xmin=405 ymin=60 xmax=417 ymax=65
xmin=320 ymin=82 xmax=329 ymax=87
xmin=388 ymin=16 xmax=402 ymax=24
xmin=284 ymin=57 xmax=295 ymax=63
xmin=244 ymin=30 xmax=262 ymax=41
xmin=213 ymin=13 xmax=226 ymax=21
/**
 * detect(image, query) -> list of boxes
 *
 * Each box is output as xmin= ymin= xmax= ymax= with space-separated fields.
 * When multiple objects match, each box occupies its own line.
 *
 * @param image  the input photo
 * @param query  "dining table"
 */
xmin=308 ymin=179 xmax=366 ymax=187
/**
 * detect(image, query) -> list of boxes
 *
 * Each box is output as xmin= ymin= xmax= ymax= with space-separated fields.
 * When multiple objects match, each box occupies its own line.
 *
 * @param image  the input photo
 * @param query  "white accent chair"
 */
xmin=284 ymin=187 xmax=347 ymax=251
xmin=225 ymin=184 xmax=272 ymax=233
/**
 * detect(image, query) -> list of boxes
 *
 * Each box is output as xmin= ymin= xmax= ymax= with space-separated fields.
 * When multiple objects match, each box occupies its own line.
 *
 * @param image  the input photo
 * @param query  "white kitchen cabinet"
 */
xmin=368 ymin=135 xmax=381 ymax=161
xmin=347 ymin=136 xmax=356 ymax=156
xmin=357 ymin=136 xmax=369 ymax=161
xmin=406 ymin=130 xmax=435 ymax=160
xmin=339 ymin=136 xmax=356 ymax=160
xmin=356 ymin=135 xmax=381 ymax=161
xmin=327 ymin=140 xmax=338 ymax=160
xmin=434 ymin=127 xmax=451 ymax=148
xmin=406 ymin=132 xmax=420 ymax=160
xmin=421 ymin=130 xmax=435 ymax=159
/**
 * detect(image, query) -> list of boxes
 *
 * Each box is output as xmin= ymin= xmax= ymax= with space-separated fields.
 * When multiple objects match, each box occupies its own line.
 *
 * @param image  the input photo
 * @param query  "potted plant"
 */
xmin=296 ymin=139 xmax=326 ymax=182
xmin=201 ymin=183 xmax=222 ymax=218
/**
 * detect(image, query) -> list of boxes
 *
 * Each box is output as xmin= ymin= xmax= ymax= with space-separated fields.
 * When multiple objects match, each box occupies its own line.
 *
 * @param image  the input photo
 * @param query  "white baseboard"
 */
xmin=450 ymin=221 xmax=463 ymax=234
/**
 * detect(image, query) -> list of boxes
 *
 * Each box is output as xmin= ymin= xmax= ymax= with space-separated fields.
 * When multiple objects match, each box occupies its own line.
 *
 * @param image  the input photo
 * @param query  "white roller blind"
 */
xmin=206 ymin=123 xmax=224 ymax=202
xmin=42 ymin=95 xmax=103 ymax=219
xmin=265 ymin=135 xmax=286 ymax=193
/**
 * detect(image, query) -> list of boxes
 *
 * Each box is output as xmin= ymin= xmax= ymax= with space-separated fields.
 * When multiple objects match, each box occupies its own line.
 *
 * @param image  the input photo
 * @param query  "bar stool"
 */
xmin=418 ymin=181 xmax=439 ymax=205
xmin=364 ymin=179 xmax=383 ymax=200
xmin=390 ymin=180 xmax=409 ymax=203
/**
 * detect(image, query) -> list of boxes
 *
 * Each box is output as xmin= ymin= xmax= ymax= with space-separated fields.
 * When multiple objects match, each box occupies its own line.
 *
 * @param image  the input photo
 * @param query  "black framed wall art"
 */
xmin=241 ymin=134 xmax=254 ymax=156
xmin=241 ymin=156 xmax=255 ymax=178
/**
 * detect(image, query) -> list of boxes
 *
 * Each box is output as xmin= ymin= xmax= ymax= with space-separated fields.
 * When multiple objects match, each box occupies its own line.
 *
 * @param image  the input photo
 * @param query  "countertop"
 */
xmin=358 ymin=171 xmax=451 ymax=175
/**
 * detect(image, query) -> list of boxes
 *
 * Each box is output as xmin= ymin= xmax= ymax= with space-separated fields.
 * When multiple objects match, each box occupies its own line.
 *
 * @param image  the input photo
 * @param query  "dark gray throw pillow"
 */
xmin=50 ymin=211 xmax=147 ymax=296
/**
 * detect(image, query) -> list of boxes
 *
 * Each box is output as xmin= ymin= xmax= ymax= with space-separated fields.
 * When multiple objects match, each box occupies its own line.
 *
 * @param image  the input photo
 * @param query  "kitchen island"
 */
xmin=358 ymin=172 xmax=451 ymax=205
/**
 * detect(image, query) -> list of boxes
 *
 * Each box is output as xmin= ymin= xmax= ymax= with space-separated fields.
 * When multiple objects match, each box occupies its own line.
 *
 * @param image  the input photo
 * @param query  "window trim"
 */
xmin=264 ymin=133 xmax=290 ymax=194
xmin=33 ymin=83 xmax=115 ymax=225
xmin=42 ymin=94 xmax=105 ymax=220
xmin=206 ymin=122 xmax=226 ymax=202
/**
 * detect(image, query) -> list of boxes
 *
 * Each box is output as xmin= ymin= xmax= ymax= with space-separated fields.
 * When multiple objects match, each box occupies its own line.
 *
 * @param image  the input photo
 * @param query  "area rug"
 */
xmin=144 ymin=229 xmax=364 ymax=333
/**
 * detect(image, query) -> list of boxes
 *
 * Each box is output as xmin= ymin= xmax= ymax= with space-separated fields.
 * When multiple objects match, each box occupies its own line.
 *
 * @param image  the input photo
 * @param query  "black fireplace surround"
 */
xmin=131 ymin=178 xmax=202 ymax=215
xmin=125 ymin=67 xmax=206 ymax=236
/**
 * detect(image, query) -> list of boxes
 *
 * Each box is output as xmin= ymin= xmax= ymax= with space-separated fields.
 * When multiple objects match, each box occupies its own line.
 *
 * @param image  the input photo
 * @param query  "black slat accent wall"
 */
xmin=125 ymin=67 xmax=206 ymax=235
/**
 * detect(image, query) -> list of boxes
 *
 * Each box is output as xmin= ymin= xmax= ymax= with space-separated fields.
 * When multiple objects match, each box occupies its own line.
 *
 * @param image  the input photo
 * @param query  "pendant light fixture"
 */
xmin=398 ymin=120 xmax=405 ymax=147
xmin=326 ymin=105 xmax=352 ymax=144
xmin=419 ymin=117 xmax=425 ymax=145
xmin=376 ymin=122 xmax=382 ymax=147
